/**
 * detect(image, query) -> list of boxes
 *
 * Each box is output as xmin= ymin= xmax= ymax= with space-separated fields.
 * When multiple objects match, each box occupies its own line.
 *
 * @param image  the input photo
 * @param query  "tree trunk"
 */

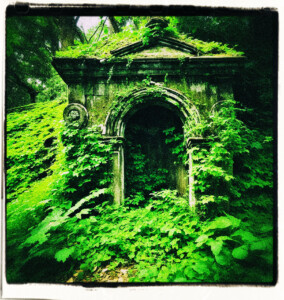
xmin=56 ymin=17 xmax=77 ymax=50
xmin=108 ymin=17 xmax=120 ymax=33
xmin=56 ymin=17 xmax=88 ymax=49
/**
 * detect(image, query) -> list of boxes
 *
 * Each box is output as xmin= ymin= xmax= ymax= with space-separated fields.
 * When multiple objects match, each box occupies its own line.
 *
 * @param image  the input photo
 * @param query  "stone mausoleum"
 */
xmin=52 ymin=17 xmax=245 ymax=207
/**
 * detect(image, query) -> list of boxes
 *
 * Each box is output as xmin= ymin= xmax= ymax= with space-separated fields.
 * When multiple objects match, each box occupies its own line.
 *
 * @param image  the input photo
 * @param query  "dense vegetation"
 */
xmin=6 ymin=14 xmax=276 ymax=284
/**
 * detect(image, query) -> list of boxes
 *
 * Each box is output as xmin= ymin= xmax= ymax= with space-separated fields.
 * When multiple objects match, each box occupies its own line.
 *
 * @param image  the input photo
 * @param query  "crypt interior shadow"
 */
xmin=124 ymin=105 xmax=187 ymax=198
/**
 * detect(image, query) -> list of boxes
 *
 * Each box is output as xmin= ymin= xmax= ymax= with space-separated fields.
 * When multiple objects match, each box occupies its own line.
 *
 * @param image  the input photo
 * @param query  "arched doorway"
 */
xmin=124 ymin=105 xmax=187 ymax=198
xmin=104 ymin=86 xmax=200 ymax=206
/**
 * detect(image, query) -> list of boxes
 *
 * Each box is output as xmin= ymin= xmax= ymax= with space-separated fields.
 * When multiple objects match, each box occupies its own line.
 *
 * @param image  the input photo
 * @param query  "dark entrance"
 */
xmin=124 ymin=105 xmax=187 ymax=198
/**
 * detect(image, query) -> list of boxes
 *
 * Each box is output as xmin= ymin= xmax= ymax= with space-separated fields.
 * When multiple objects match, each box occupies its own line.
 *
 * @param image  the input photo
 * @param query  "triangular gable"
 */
xmin=110 ymin=36 xmax=200 ymax=57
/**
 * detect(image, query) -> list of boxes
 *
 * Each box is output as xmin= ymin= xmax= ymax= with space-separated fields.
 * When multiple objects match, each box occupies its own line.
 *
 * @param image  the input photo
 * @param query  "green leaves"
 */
xmin=209 ymin=240 xmax=223 ymax=257
xmin=210 ymin=217 xmax=233 ymax=229
xmin=6 ymin=99 xmax=65 ymax=203
xmin=215 ymin=252 xmax=231 ymax=266
xmin=232 ymin=229 xmax=257 ymax=243
xmin=184 ymin=266 xmax=195 ymax=279
xmin=192 ymin=261 xmax=210 ymax=275
xmin=195 ymin=234 xmax=209 ymax=247
xmin=25 ymin=231 xmax=49 ymax=246
xmin=232 ymin=245 xmax=249 ymax=260
xmin=250 ymin=238 xmax=272 ymax=252
xmin=6 ymin=16 xmax=63 ymax=109
xmin=55 ymin=247 xmax=75 ymax=263
xmin=205 ymin=215 xmax=240 ymax=231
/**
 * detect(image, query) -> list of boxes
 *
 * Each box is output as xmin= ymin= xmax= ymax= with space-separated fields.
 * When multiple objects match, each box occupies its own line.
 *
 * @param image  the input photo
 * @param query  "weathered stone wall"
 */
xmin=53 ymin=56 xmax=243 ymax=206
xmin=67 ymin=75 xmax=234 ymax=129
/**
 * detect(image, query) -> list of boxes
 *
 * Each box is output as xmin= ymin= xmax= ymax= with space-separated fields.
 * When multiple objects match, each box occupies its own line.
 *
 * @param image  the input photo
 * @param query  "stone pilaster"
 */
xmin=186 ymin=137 xmax=205 ymax=210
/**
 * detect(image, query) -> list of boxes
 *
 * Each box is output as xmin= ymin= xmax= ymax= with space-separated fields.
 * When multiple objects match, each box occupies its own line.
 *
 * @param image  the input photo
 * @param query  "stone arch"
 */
xmin=104 ymin=85 xmax=200 ymax=207
xmin=104 ymin=86 xmax=200 ymax=137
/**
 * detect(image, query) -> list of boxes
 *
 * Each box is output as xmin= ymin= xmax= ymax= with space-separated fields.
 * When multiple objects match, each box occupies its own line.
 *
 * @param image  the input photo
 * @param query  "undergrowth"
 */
xmin=6 ymin=98 xmax=66 ymax=203
xmin=6 ymin=87 xmax=274 ymax=283
xmin=5 ymin=14 xmax=274 ymax=285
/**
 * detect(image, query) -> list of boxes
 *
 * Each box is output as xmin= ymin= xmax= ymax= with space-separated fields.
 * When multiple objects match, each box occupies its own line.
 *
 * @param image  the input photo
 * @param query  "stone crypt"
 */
xmin=52 ymin=17 xmax=245 ymax=207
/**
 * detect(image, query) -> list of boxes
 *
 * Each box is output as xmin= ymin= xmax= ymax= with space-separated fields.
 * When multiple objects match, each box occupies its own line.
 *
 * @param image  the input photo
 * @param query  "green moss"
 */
xmin=56 ymin=27 xmax=244 ymax=60
xmin=125 ymin=46 xmax=196 ymax=59
xmin=56 ymin=29 xmax=141 ymax=59
xmin=184 ymin=37 xmax=244 ymax=56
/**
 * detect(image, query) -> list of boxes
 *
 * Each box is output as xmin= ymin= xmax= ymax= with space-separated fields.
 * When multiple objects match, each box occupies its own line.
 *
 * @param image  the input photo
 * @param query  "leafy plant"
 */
xmin=6 ymin=16 xmax=273 ymax=284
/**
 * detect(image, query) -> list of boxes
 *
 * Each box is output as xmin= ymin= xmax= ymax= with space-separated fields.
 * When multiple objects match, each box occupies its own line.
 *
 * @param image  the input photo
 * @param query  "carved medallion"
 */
xmin=63 ymin=103 xmax=88 ymax=128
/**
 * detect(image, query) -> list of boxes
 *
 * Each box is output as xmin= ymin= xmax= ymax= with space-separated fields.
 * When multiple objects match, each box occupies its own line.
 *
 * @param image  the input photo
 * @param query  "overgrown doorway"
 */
xmin=125 ymin=105 xmax=187 ymax=198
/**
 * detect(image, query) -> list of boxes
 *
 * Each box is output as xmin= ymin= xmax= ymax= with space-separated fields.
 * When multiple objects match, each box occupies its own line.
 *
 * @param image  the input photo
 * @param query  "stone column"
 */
xmin=112 ymin=143 xmax=125 ymax=205
xmin=186 ymin=137 xmax=205 ymax=210
xmin=101 ymin=136 xmax=125 ymax=204
xmin=176 ymin=164 xmax=188 ymax=196
xmin=188 ymin=150 xmax=195 ymax=209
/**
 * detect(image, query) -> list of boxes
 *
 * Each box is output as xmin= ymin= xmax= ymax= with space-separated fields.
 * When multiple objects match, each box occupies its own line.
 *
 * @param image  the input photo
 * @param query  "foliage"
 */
xmin=125 ymin=140 xmax=169 ymax=199
xmin=56 ymin=28 xmax=141 ymax=59
xmin=164 ymin=126 xmax=187 ymax=165
xmin=6 ymin=108 xmax=115 ymax=282
xmin=6 ymin=92 xmax=273 ymax=283
xmin=6 ymin=15 xmax=274 ymax=284
xmin=6 ymin=16 xmax=59 ymax=108
xmin=18 ymin=189 xmax=273 ymax=283
xmin=6 ymin=98 xmax=66 ymax=203
xmin=35 ymin=70 xmax=67 ymax=103
xmin=6 ymin=94 xmax=67 ymax=282
xmin=140 ymin=17 xmax=179 ymax=46
xmin=185 ymin=38 xmax=244 ymax=56
xmin=56 ymin=18 xmax=243 ymax=59
xmin=184 ymin=100 xmax=273 ymax=217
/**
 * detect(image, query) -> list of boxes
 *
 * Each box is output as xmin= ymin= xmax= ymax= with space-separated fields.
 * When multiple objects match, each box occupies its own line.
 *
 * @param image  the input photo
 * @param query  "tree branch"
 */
xmin=74 ymin=16 xmax=80 ymax=24
xmin=87 ymin=19 xmax=104 ymax=43
xmin=97 ymin=17 xmax=107 ymax=42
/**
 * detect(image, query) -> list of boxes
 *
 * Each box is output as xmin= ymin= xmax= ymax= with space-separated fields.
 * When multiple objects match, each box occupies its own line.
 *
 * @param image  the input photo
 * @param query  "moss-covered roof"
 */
xmin=125 ymin=46 xmax=196 ymax=59
xmin=56 ymin=25 xmax=244 ymax=60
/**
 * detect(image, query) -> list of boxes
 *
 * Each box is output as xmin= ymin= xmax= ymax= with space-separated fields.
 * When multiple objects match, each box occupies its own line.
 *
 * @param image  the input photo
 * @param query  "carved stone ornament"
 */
xmin=63 ymin=103 xmax=88 ymax=128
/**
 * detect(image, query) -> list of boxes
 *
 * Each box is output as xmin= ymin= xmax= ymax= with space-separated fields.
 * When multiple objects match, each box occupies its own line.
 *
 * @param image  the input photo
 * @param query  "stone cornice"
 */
xmin=52 ymin=56 xmax=246 ymax=84
xmin=110 ymin=36 xmax=200 ymax=57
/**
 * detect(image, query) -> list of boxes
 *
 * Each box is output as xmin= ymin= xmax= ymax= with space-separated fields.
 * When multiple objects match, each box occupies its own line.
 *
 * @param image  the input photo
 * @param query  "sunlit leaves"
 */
xmin=55 ymin=247 xmax=75 ymax=263
xmin=209 ymin=240 xmax=223 ymax=257
xmin=232 ymin=245 xmax=249 ymax=260
xmin=6 ymin=99 xmax=66 ymax=202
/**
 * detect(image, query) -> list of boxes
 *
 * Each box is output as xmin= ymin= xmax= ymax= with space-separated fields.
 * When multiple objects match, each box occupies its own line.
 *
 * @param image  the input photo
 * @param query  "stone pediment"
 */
xmin=110 ymin=36 xmax=200 ymax=58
